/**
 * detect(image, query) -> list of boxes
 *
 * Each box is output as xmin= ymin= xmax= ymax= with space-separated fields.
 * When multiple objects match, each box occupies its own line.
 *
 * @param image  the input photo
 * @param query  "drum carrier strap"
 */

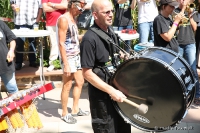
xmin=90 ymin=26 xmax=120 ymax=82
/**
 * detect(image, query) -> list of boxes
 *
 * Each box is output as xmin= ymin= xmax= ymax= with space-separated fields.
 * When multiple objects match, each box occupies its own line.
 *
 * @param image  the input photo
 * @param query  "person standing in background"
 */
xmin=153 ymin=0 xmax=183 ymax=52
xmin=10 ymin=0 xmax=43 ymax=70
xmin=42 ymin=0 xmax=68 ymax=72
xmin=56 ymin=0 xmax=89 ymax=124
xmin=112 ymin=0 xmax=134 ymax=52
xmin=195 ymin=0 xmax=200 ymax=68
xmin=175 ymin=0 xmax=200 ymax=105
xmin=0 ymin=20 xmax=18 ymax=97
xmin=84 ymin=0 xmax=94 ymax=26
xmin=132 ymin=0 xmax=158 ymax=44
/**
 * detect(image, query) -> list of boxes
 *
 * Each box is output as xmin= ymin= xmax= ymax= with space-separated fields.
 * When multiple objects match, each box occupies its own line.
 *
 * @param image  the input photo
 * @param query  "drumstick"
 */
xmin=128 ymin=94 xmax=154 ymax=105
xmin=123 ymin=98 xmax=148 ymax=114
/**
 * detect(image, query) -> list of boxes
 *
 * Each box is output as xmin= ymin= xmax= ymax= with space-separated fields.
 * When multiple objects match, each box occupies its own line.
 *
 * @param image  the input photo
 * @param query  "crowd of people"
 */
xmin=1 ymin=0 xmax=200 ymax=132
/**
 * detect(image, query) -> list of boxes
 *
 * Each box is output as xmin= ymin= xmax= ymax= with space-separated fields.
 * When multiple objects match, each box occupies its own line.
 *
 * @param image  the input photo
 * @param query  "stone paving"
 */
xmin=1 ymin=83 xmax=200 ymax=133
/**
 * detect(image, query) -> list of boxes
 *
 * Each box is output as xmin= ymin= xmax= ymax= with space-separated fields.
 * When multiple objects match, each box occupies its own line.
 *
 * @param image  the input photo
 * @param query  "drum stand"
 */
xmin=113 ymin=33 xmax=138 ymax=57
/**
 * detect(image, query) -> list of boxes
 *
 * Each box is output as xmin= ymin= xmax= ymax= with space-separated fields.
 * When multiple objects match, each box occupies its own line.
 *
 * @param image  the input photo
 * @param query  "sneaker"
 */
xmin=47 ymin=65 xmax=55 ymax=72
xmin=71 ymin=108 xmax=90 ymax=117
xmin=15 ymin=63 xmax=22 ymax=70
xmin=61 ymin=114 xmax=77 ymax=124
xmin=193 ymin=97 xmax=200 ymax=105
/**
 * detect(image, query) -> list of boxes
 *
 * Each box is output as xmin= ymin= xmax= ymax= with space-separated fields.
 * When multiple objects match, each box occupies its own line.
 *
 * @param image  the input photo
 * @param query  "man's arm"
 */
xmin=190 ymin=17 xmax=197 ymax=31
xmin=42 ymin=0 xmax=67 ymax=12
xmin=130 ymin=0 xmax=137 ymax=9
xmin=36 ymin=7 xmax=43 ymax=23
xmin=82 ymin=68 xmax=127 ymax=102
xmin=57 ymin=17 xmax=71 ymax=76
xmin=160 ymin=13 xmax=183 ymax=41
xmin=42 ymin=3 xmax=56 ymax=12
xmin=7 ymin=40 xmax=16 ymax=62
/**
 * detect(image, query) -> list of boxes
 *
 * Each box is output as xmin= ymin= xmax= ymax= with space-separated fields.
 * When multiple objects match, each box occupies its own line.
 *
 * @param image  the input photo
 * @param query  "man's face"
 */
xmin=178 ymin=0 xmax=190 ymax=5
xmin=95 ymin=2 xmax=114 ymax=26
xmin=164 ymin=4 xmax=175 ymax=14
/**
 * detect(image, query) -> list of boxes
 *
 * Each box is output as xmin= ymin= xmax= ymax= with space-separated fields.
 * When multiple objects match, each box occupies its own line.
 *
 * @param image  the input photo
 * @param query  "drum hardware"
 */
xmin=169 ymin=55 xmax=179 ymax=66
xmin=187 ymin=83 xmax=196 ymax=91
xmin=178 ymin=67 xmax=186 ymax=75
xmin=123 ymin=98 xmax=148 ymax=114
xmin=137 ymin=48 xmax=149 ymax=56
xmin=114 ymin=33 xmax=138 ymax=56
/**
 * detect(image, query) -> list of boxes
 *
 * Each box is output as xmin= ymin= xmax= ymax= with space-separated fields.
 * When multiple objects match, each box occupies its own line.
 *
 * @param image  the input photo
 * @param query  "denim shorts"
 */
xmin=61 ymin=54 xmax=82 ymax=73
xmin=0 ymin=72 xmax=18 ymax=94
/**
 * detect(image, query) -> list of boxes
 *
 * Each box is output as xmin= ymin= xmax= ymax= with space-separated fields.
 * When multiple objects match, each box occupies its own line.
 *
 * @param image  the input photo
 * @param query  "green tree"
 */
xmin=0 ymin=0 xmax=14 ymax=28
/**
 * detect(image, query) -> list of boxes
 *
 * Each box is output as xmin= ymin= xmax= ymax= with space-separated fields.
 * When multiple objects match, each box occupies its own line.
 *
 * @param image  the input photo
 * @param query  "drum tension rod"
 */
xmin=169 ymin=56 xmax=179 ymax=66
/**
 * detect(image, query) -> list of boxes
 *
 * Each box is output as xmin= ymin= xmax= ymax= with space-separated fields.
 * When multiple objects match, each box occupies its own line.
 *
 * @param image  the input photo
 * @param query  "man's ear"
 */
xmin=93 ymin=12 xmax=98 ymax=20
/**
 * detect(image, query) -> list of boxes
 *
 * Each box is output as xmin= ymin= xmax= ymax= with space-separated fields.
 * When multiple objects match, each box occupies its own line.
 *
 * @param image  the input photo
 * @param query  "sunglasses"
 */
xmin=77 ymin=1 xmax=87 ymax=7
xmin=100 ymin=10 xmax=115 ymax=15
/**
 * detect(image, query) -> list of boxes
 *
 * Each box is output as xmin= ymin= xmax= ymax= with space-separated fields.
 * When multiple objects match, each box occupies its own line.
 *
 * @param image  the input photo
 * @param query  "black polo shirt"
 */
xmin=80 ymin=23 xmax=118 ymax=99
xmin=80 ymin=23 xmax=118 ymax=71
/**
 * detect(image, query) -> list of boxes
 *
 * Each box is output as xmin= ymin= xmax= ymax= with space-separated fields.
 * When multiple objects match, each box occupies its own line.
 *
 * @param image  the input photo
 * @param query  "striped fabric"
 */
xmin=56 ymin=15 xmax=80 ymax=59
xmin=11 ymin=0 xmax=42 ymax=25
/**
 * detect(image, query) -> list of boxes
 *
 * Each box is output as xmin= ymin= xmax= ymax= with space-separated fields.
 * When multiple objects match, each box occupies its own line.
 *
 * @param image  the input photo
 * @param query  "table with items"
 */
xmin=11 ymin=29 xmax=51 ymax=85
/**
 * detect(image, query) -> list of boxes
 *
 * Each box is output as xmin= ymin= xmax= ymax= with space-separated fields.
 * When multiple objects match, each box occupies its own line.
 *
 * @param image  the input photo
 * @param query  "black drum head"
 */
xmin=111 ymin=58 xmax=186 ymax=132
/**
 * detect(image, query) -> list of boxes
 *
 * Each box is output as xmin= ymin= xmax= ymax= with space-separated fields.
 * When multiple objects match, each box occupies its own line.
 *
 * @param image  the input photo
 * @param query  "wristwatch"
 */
xmin=52 ymin=4 xmax=55 ymax=8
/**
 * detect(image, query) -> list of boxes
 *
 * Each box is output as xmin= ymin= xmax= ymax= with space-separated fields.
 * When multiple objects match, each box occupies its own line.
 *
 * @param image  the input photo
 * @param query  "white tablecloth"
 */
xmin=114 ymin=31 xmax=139 ymax=41
xmin=11 ymin=29 xmax=50 ymax=37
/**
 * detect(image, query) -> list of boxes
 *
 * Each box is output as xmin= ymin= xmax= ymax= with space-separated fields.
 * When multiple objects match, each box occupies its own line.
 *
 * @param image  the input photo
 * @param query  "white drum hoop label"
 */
xmin=133 ymin=114 xmax=150 ymax=123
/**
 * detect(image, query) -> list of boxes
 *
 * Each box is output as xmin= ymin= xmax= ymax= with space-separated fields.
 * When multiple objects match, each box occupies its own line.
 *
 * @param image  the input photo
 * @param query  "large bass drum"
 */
xmin=110 ymin=47 xmax=196 ymax=132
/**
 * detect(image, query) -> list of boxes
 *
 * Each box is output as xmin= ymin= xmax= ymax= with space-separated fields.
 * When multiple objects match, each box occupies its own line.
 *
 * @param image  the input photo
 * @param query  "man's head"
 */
xmin=159 ymin=0 xmax=179 ymax=13
xmin=160 ymin=0 xmax=179 ymax=7
xmin=91 ymin=0 xmax=114 ymax=30
xmin=68 ymin=0 xmax=87 ymax=15
xmin=176 ymin=0 xmax=192 ymax=7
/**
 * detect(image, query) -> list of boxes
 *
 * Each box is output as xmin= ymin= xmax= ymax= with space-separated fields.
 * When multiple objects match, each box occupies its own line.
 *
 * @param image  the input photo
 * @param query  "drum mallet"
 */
xmin=123 ymin=98 xmax=148 ymax=114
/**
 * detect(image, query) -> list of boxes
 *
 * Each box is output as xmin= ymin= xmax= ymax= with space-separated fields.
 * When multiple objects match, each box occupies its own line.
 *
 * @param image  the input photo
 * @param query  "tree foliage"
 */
xmin=0 ymin=0 xmax=14 ymax=28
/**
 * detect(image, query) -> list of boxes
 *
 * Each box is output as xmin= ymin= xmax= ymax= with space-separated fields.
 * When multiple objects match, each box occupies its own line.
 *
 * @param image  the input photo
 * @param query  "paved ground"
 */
xmin=1 ymin=83 xmax=200 ymax=133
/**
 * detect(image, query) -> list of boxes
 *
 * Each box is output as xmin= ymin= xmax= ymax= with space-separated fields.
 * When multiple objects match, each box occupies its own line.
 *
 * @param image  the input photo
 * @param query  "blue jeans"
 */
xmin=118 ymin=25 xmax=133 ymax=52
xmin=138 ymin=22 xmax=154 ymax=43
xmin=179 ymin=44 xmax=200 ymax=98
xmin=0 ymin=72 xmax=18 ymax=94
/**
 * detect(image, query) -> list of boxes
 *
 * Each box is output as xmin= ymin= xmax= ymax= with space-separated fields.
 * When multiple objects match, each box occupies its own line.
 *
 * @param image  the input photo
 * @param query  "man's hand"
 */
xmin=7 ymin=50 xmax=15 ymax=62
xmin=119 ymin=51 xmax=129 ymax=60
xmin=109 ymin=87 xmax=127 ymax=102
xmin=47 ymin=2 xmax=53 ymax=7
xmin=11 ymin=4 xmax=19 ymax=12
xmin=174 ymin=12 xmax=185 ymax=23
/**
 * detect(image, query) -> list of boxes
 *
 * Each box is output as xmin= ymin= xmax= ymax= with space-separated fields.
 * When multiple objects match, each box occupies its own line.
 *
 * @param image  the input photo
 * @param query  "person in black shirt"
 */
xmin=80 ymin=0 xmax=131 ymax=132
xmin=112 ymin=0 xmax=134 ymax=52
xmin=153 ymin=0 xmax=183 ymax=53
xmin=175 ymin=0 xmax=200 ymax=105
xmin=0 ymin=20 xmax=18 ymax=97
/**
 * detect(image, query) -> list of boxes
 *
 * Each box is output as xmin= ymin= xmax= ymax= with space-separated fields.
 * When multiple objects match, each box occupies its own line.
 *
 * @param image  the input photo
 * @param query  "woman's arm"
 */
xmin=57 ymin=16 xmax=71 ymax=77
